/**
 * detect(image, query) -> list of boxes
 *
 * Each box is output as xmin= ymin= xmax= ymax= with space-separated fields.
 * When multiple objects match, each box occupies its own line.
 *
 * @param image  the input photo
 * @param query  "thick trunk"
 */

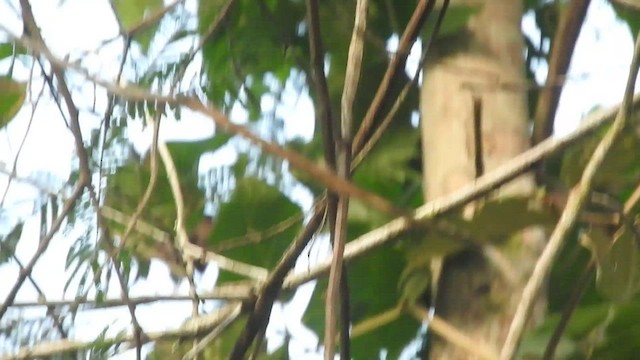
xmin=420 ymin=1 xmax=546 ymax=358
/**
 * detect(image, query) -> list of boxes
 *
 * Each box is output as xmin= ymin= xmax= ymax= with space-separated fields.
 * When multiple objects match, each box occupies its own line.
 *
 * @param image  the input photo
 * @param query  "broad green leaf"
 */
xmin=104 ymin=135 xmax=230 ymax=276
xmin=407 ymin=195 xmax=554 ymax=258
xmin=593 ymin=301 xmax=640 ymax=359
xmin=460 ymin=195 xmax=554 ymax=243
xmin=304 ymin=243 xmax=418 ymax=359
xmin=112 ymin=0 xmax=163 ymax=53
xmin=561 ymin=124 xmax=640 ymax=192
xmin=0 ymin=76 xmax=26 ymax=128
xmin=210 ymin=177 xmax=302 ymax=283
xmin=585 ymin=227 xmax=640 ymax=303
xmin=353 ymin=120 xmax=422 ymax=204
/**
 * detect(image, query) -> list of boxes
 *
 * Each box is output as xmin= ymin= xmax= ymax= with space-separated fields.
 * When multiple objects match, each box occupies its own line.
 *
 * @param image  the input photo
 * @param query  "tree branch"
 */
xmin=500 ymin=27 xmax=640 ymax=360
xmin=283 ymin=92 xmax=640 ymax=290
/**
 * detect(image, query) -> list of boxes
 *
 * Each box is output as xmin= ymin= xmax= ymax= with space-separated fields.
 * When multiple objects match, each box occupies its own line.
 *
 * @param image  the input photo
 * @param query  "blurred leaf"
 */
xmin=0 ymin=42 xmax=25 ymax=61
xmin=112 ymin=0 xmax=163 ymax=53
xmin=149 ymin=314 xmax=247 ymax=359
xmin=593 ymin=301 xmax=640 ymax=359
xmin=0 ymin=76 xmax=26 ymax=128
xmin=460 ymin=195 xmax=555 ymax=243
xmin=561 ymin=124 xmax=640 ymax=192
xmin=612 ymin=0 xmax=640 ymax=37
xmin=211 ymin=177 xmax=302 ymax=283
xmin=198 ymin=0 xmax=303 ymax=115
xmin=583 ymin=227 xmax=640 ymax=302
xmin=0 ymin=222 xmax=23 ymax=263
xmin=423 ymin=5 xmax=480 ymax=38
xmin=304 ymin=243 xmax=418 ymax=359
xmin=104 ymin=135 xmax=230 ymax=276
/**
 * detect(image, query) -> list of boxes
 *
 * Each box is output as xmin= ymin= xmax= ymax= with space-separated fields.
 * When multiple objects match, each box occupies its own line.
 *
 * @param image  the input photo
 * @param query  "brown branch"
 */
xmin=228 ymin=202 xmax=326 ymax=359
xmin=532 ymin=0 xmax=591 ymax=145
xmin=500 ymin=28 xmax=640 ymax=360
xmin=0 ymin=29 xmax=407 ymax=217
xmin=352 ymin=0 xmax=449 ymax=168
xmin=324 ymin=0 xmax=368 ymax=357
xmin=352 ymin=0 xmax=435 ymax=153
xmin=1 ymin=0 xmax=93 ymax=321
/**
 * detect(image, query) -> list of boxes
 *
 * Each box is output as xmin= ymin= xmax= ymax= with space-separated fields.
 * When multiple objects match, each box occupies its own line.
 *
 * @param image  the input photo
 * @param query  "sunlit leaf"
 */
xmin=0 ymin=76 xmax=26 ymax=128
xmin=112 ymin=0 xmax=163 ymax=53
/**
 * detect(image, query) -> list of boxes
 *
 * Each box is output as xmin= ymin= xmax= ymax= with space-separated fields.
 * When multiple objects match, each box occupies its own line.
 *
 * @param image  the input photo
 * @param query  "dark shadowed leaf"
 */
xmin=210 ymin=177 xmax=302 ymax=283
xmin=584 ymin=227 xmax=640 ymax=303
xmin=304 ymin=243 xmax=418 ymax=359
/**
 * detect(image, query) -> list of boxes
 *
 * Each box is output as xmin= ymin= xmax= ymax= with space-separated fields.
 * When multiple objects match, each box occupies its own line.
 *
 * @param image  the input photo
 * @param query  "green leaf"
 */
xmin=304 ymin=244 xmax=418 ymax=359
xmin=0 ymin=222 xmax=23 ymax=263
xmin=0 ymin=42 xmax=25 ymax=61
xmin=104 ymin=135 xmax=231 ymax=276
xmin=0 ymin=76 xmax=26 ymax=128
xmin=112 ymin=0 xmax=163 ymax=53
xmin=461 ymin=195 xmax=554 ymax=243
xmin=423 ymin=5 xmax=480 ymax=38
xmin=584 ymin=227 xmax=640 ymax=303
xmin=593 ymin=301 xmax=640 ymax=359
xmin=561 ymin=124 xmax=640 ymax=192
xmin=210 ymin=177 xmax=302 ymax=282
xmin=612 ymin=1 xmax=640 ymax=38
xmin=198 ymin=0 xmax=302 ymax=113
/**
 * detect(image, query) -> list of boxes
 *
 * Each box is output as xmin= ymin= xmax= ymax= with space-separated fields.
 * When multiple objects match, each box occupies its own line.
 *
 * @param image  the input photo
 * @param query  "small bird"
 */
xmin=188 ymin=216 xmax=215 ymax=271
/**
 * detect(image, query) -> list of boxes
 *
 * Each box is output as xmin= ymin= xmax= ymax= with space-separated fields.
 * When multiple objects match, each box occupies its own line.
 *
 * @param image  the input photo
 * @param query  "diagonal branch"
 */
xmin=283 ymin=92 xmax=640 ymax=290
xmin=500 ymin=27 xmax=640 ymax=360
xmin=352 ymin=0 xmax=435 ymax=153
xmin=228 ymin=201 xmax=326 ymax=359
xmin=532 ymin=0 xmax=591 ymax=146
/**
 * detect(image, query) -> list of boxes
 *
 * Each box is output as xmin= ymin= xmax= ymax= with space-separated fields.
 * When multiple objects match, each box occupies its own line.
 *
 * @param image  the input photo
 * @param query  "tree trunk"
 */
xmin=420 ymin=1 xmax=546 ymax=358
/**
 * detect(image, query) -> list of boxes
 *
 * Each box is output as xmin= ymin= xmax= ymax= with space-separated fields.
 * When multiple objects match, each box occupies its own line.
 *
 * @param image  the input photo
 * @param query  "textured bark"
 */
xmin=421 ymin=1 xmax=546 ymax=358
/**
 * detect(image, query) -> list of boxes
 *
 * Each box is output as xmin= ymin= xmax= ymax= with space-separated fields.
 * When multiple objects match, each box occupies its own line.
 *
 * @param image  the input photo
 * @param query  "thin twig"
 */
xmin=542 ymin=259 xmax=595 ymax=360
xmin=351 ymin=0 xmax=449 ymax=167
xmin=100 ymin=206 xmax=269 ymax=279
xmin=352 ymin=0 xmax=435 ymax=152
xmin=182 ymin=302 xmax=243 ymax=360
xmin=500 ymin=28 xmax=640 ymax=360
xmin=1 ymin=301 xmax=244 ymax=360
xmin=228 ymin=202 xmax=326 ymax=359
xmin=324 ymin=0 xmax=368 ymax=357
xmin=1 ymin=0 xmax=92 ymax=321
